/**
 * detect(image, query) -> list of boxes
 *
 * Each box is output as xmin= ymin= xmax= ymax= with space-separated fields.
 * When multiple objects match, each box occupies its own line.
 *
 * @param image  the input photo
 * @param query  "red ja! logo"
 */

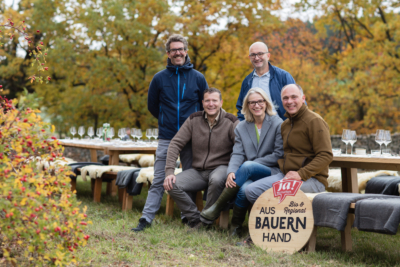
xmin=272 ymin=179 xmax=303 ymax=204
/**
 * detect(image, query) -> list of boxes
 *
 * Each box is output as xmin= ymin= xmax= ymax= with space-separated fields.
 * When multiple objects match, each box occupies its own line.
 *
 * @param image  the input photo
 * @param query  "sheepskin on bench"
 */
xmin=119 ymin=154 xmax=155 ymax=167
xmin=80 ymin=165 xmax=138 ymax=181
xmin=136 ymin=167 xmax=182 ymax=185
xmin=119 ymin=154 xmax=142 ymax=163
xmin=35 ymin=157 xmax=77 ymax=171
xmin=327 ymin=169 xmax=399 ymax=193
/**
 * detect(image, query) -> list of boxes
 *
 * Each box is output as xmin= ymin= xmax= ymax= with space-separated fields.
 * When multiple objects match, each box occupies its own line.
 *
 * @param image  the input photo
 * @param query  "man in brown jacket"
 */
xmin=164 ymin=88 xmax=239 ymax=229
xmin=245 ymin=83 xmax=333 ymax=203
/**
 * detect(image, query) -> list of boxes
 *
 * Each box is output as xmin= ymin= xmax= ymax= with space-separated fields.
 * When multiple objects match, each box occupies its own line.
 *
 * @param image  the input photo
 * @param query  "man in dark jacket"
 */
xmin=236 ymin=42 xmax=295 ymax=121
xmin=132 ymin=34 xmax=208 ymax=232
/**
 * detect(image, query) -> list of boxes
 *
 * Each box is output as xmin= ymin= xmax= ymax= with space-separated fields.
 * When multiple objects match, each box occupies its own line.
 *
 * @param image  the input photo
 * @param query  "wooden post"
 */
xmin=166 ymin=194 xmax=175 ymax=217
xmin=106 ymin=182 xmax=114 ymax=196
xmin=118 ymin=188 xmax=124 ymax=204
xmin=341 ymin=215 xmax=353 ymax=251
xmin=124 ymin=194 xmax=133 ymax=211
xmin=218 ymin=210 xmax=230 ymax=229
xmin=89 ymin=149 xmax=98 ymax=162
xmin=93 ymin=178 xmax=102 ymax=203
xmin=195 ymin=191 xmax=204 ymax=211
xmin=341 ymin=167 xmax=358 ymax=193
xmin=305 ymin=226 xmax=318 ymax=252
xmin=109 ymin=151 xmax=120 ymax=196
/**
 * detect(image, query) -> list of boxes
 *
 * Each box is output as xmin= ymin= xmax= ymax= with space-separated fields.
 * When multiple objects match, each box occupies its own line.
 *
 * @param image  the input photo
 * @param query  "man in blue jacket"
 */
xmin=236 ymin=42 xmax=295 ymax=121
xmin=132 ymin=34 xmax=208 ymax=232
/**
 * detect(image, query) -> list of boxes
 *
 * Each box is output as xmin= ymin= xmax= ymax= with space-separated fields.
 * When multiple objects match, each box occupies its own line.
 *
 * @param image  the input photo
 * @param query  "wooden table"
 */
xmin=330 ymin=156 xmax=400 ymax=193
xmin=314 ymin=156 xmax=400 ymax=252
xmin=60 ymin=141 xmax=105 ymax=162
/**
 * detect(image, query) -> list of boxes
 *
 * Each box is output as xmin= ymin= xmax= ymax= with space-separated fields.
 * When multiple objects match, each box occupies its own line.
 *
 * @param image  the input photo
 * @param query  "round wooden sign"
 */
xmin=249 ymin=188 xmax=314 ymax=254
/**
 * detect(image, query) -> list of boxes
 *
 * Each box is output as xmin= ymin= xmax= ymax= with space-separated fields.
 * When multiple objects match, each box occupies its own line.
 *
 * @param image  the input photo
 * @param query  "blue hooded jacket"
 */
xmin=148 ymin=55 xmax=208 ymax=140
xmin=236 ymin=63 xmax=295 ymax=121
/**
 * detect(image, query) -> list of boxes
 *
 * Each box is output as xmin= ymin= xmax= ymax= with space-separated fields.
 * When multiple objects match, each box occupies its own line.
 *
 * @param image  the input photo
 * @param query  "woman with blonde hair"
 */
xmin=200 ymin=88 xmax=284 ymax=237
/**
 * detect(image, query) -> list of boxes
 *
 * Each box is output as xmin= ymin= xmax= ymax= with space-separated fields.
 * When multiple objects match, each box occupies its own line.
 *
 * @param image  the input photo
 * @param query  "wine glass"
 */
xmin=384 ymin=130 xmax=391 ymax=148
xmin=375 ymin=129 xmax=385 ymax=155
xmin=78 ymin=126 xmax=85 ymax=139
xmin=348 ymin=131 xmax=357 ymax=155
xmin=70 ymin=126 xmax=76 ymax=139
xmin=120 ymin=128 xmax=127 ymax=140
xmin=146 ymin=129 xmax=152 ymax=142
xmin=96 ymin=127 xmax=103 ymax=139
xmin=131 ymin=128 xmax=137 ymax=142
xmin=153 ymin=128 xmax=158 ymax=140
xmin=341 ymin=129 xmax=350 ymax=154
xmin=152 ymin=128 xmax=159 ymax=145
xmin=109 ymin=127 xmax=115 ymax=139
xmin=136 ymin=129 xmax=142 ymax=142
xmin=87 ymin=127 xmax=94 ymax=139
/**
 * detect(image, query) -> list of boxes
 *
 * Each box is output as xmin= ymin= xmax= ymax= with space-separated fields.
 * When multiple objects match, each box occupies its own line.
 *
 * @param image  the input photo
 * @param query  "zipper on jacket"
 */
xmin=195 ymin=105 xmax=197 ymax=112
xmin=202 ymin=112 xmax=222 ymax=170
xmin=182 ymin=83 xmax=186 ymax=99
xmin=203 ymin=127 xmax=212 ymax=170
xmin=282 ymin=120 xmax=294 ymax=173
xmin=177 ymin=67 xmax=180 ymax=131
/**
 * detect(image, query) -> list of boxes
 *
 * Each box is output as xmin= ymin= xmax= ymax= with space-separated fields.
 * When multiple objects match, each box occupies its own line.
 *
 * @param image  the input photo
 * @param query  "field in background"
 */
xmin=74 ymin=177 xmax=400 ymax=266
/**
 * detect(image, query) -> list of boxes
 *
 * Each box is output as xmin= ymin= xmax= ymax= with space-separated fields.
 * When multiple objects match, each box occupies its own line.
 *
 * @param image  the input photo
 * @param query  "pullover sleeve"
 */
xmin=147 ymin=76 xmax=160 ymax=119
xmin=297 ymin=117 xmax=333 ymax=180
xmin=165 ymin=118 xmax=193 ymax=176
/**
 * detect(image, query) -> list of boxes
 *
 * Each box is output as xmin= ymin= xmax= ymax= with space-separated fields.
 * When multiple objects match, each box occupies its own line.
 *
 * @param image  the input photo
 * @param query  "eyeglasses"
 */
xmin=168 ymin=48 xmax=186 ymax=54
xmin=248 ymin=100 xmax=266 ymax=107
xmin=249 ymin=52 xmax=269 ymax=59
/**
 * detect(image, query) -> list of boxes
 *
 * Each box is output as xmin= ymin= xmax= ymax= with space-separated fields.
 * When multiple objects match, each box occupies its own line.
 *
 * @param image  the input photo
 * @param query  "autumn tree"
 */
xmin=296 ymin=0 xmax=400 ymax=133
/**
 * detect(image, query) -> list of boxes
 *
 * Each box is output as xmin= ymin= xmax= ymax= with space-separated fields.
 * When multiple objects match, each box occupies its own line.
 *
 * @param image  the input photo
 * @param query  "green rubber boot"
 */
xmin=200 ymin=186 xmax=240 ymax=221
xmin=230 ymin=205 xmax=248 ymax=238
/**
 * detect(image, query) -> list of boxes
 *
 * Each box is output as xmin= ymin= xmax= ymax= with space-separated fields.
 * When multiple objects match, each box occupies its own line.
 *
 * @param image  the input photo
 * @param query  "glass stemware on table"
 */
xmin=146 ymin=129 xmax=153 ymax=143
xmin=375 ymin=129 xmax=385 ymax=155
xmin=78 ymin=126 xmax=85 ymax=139
xmin=70 ymin=126 xmax=76 ymax=139
xmin=96 ymin=127 xmax=103 ymax=139
xmin=88 ymin=127 xmax=94 ymax=139
xmin=118 ymin=128 xmax=126 ymax=140
xmin=348 ymin=131 xmax=357 ymax=155
xmin=341 ymin=129 xmax=351 ymax=154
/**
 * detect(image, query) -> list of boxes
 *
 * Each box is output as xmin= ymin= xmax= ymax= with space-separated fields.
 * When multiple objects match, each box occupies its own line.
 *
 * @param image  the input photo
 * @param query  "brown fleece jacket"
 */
xmin=277 ymin=104 xmax=333 ymax=187
xmin=165 ymin=109 xmax=239 ymax=176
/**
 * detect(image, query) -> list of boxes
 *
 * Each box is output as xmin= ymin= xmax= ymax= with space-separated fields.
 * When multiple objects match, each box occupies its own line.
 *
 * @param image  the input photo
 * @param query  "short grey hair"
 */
xmin=242 ymin=88 xmax=276 ymax=122
xmin=281 ymin=84 xmax=304 ymax=96
xmin=249 ymin=42 xmax=269 ymax=53
xmin=165 ymin=34 xmax=188 ymax=52
xmin=204 ymin=88 xmax=222 ymax=100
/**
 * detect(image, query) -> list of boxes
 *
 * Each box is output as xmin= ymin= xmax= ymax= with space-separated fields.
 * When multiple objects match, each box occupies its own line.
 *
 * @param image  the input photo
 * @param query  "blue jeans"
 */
xmin=233 ymin=161 xmax=271 ymax=208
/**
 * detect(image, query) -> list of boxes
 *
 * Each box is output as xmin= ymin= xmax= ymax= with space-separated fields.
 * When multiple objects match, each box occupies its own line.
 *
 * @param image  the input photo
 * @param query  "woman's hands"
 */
xmin=226 ymin=172 xmax=237 ymax=188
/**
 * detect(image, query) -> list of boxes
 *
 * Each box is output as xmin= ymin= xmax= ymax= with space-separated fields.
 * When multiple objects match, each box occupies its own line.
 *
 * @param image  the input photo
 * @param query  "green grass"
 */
xmin=73 ymin=177 xmax=400 ymax=266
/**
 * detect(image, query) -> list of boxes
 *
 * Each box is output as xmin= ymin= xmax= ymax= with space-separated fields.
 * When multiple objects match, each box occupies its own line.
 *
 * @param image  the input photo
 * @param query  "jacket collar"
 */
xmin=166 ymin=55 xmax=194 ymax=73
xmin=284 ymin=104 xmax=308 ymax=121
xmin=248 ymin=62 xmax=275 ymax=86
xmin=245 ymin=114 xmax=272 ymax=151
xmin=202 ymin=108 xmax=225 ymax=127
